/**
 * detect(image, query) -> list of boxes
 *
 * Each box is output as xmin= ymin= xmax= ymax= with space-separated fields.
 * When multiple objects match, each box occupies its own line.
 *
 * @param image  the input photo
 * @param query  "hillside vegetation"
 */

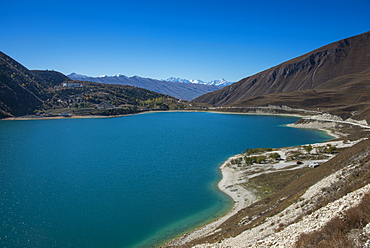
xmin=0 ymin=52 xmax=192 ymax=118
xmin=0 ymin=52 xmax=48 ymax=118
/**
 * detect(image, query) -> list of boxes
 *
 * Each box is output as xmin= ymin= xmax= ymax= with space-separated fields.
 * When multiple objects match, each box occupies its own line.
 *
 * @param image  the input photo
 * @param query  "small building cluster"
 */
xmin=62 ymin=82 xmax=83 ymax=88
xmin=67 ymin=97 xmax=86 ymax=104
xmin=97 ymin=102 xmax=115 ymax=109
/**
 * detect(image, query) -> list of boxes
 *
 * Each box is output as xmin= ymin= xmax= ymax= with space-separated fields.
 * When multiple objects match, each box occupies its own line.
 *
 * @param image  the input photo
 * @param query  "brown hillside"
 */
xmin=194 ymin=31 xmax=370 ymax=107
xmin=230 ymin=68 xmax=370 ymax=123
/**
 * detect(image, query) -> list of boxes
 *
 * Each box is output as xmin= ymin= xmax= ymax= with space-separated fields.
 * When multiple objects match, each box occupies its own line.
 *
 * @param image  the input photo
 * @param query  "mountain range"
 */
xmin=165 ymin=77 xmax=234 ymax=86
xmin=194 ymin=31 xmax=370 ymax=123
xmin=68 ymin=73 xmax=225 ymax=101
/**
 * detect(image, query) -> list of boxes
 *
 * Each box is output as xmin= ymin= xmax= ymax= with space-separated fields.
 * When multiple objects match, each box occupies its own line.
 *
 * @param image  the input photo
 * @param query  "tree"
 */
xmin=245 ymin=156 xmax=256 ymax=165
xmin=303 ymin=145 xmax=313 ymax=154
xmin=326 ymin=146 xmax=337 ymax=154
xmin=269 ymin=153 xmax=281 ymax=160
xmin=256 ymin=155 xmax=266 ymax=164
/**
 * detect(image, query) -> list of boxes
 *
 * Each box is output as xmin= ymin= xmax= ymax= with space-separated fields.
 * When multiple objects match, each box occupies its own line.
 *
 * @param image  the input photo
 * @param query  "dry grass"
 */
xmin=243 ymin=167 xmax=311 ymax=198
xmin=295 ymin=194 xmax=370 ymax=248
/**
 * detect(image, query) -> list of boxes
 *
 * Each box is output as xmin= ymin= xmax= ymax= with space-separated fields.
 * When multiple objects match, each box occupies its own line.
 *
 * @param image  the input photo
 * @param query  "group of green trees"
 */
xmin=71 ymin=102 xmax=90 ymax=108
xmin=244 ymin=152 xmax=281 ymax=165
xmin=229 ymin=143 xmax=339 ymax=167
xmin=229 ymin=149 xmax=281 ymax=167
xmin=95 ymin=107 xmax=139 ymax=116
xmin=139 ymin=97 xmax=176 ymax=109
xmin=245 ymin=147 xmax=273 ymax=155
xmin=303 ymin=144 xmax=337 ymax=154
xmin=287 ymin=144 xmax=338 ymax=161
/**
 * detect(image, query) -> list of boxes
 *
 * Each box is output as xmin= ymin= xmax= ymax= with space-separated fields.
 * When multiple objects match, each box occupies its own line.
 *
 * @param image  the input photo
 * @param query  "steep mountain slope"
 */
xmin=69 ymin=73 xmax=223 ymax=101
xmin=0 ymin=52 xmax=50 ymax=118
xmin=194 ymin=31 xmax=370 ymax=107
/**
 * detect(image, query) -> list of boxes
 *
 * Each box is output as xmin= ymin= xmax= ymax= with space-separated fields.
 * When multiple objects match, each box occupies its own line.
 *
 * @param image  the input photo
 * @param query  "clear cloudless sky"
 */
xmin=1 ymin=0 xmax=369 ymax=82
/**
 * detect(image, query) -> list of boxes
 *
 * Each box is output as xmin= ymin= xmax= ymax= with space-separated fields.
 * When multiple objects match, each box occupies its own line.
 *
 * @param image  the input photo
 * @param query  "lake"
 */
xmin=0 ymin=112 xmax=331 ymax=247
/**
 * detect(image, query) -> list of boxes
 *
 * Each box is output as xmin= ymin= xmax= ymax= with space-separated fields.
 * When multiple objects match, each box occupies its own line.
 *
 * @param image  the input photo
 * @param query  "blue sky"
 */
xmin=1 ymin=0 xmax=369 ymax=82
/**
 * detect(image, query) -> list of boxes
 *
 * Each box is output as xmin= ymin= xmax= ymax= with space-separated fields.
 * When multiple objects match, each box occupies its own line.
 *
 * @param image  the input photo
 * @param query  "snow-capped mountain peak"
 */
xmin=67 ymin=73 xmax=91 ymax=79
xmin=166 ymin=77 xmax=192 ymax=84
xmin=208 ymin=78 xmax=231 ymax=86
xmin=165 ymin=77 xmax=233 ymax=86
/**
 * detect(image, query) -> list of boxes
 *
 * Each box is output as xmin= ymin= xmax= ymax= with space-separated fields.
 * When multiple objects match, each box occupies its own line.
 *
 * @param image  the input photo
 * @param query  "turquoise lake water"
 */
xmin=0 ymin=112 xmax=332 ymax=247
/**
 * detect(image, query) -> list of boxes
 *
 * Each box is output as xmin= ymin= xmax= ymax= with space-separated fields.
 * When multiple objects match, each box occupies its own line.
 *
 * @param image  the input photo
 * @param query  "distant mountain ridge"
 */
xmin=165 ymin=77 xmax=234 ymax=86
xmin=68 ymin=73 xmax=224 ymax=101
xmin=69 ymin=73 xmax=234 ymax=87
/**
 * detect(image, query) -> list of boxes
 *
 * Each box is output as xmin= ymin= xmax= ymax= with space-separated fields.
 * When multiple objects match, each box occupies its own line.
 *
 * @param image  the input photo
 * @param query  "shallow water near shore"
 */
xmin=0 ymin=112 xmax=331 ymax=247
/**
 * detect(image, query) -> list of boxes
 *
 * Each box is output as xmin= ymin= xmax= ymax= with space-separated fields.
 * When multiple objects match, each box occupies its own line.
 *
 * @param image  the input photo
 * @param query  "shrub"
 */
xmin=286 ymin=150 xmax=303 ymax=160
xmin=295 ymin=193 xmax=370 ymax=247
xmin=326 ymin=146 xmax=338 ymax=154
xmin=230 ymin=157 xmax=243 ymax=165
xmin=303 ymin=145 xmax=313 ymax=154
xmin=245 ymin=156 xmax=257 ymax=165
xmin=269 ymin=153 xmax=281 ymax=160
xmin=256 ymin=156 xmax=267 ymax=164
xmin=245 ymin=148 xmax=273 ymax=155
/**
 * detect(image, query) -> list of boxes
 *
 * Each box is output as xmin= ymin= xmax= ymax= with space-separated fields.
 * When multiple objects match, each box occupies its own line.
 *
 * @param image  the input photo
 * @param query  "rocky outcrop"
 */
xmin=193 ymin=185 xmax=370 ymax=248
